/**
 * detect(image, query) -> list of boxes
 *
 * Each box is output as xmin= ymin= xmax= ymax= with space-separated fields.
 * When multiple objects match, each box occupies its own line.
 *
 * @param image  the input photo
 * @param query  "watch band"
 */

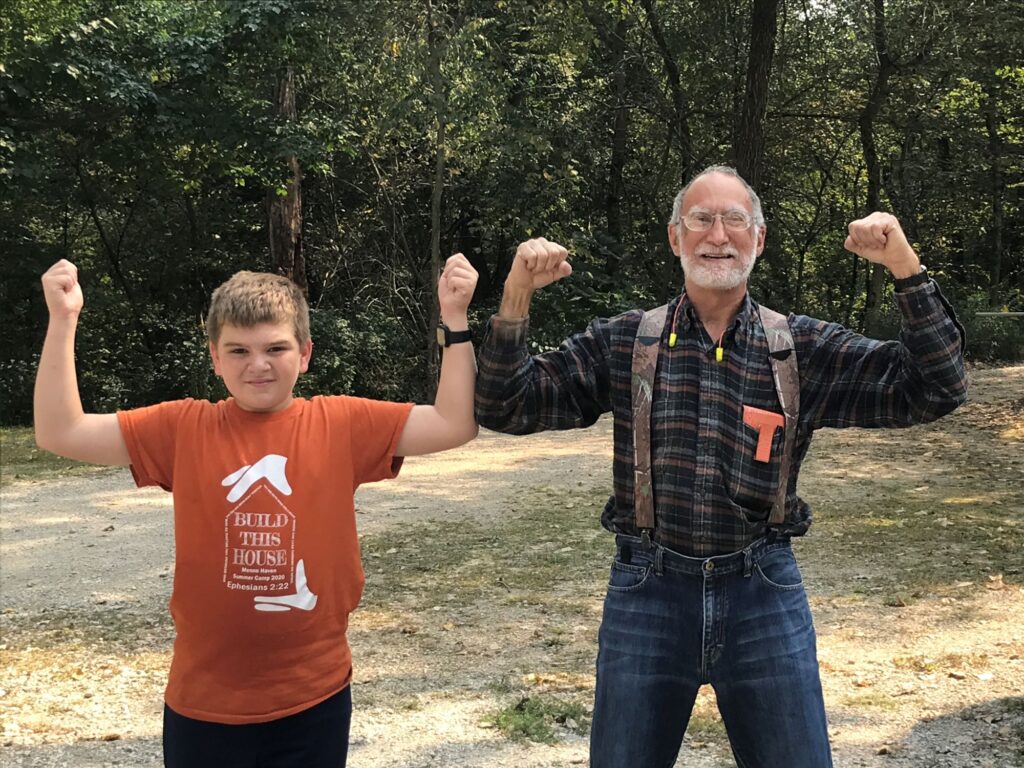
xmin=894 ymin=264 xmax=929 ymax=291
xmin=436 ymin=323 xmax=472 ymax=347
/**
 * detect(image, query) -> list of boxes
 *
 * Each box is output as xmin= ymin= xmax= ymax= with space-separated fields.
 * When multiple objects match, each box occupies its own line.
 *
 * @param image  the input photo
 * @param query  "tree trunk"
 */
xmin=72 ymin=158 xmax=154 ymax=354
xmin=734 ymin=0 xmax=780 ymax=190
xmin=605 ymin=15 xmax=629 ymax=272
xmin=267 ymin=66 xmax=306 ymax=293
xmin=640 ymin=0 xmax=693 ymax=188
xmin=640 ymin=0 xmax=695 ymax=301
xmin=985 ymin=89 xmax=1004 ymax=305
xmin=581 ymin=1 xmax=631 ymax=273
xmin=424 ymin=8 xmax=449 ymax=397
xmin=859 ymin=0 xmax=896 ymax=336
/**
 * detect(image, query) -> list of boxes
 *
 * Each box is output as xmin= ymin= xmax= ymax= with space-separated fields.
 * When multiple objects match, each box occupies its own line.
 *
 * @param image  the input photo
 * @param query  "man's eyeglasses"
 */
xmin=681 ymin=210 xmax=755 ymax=232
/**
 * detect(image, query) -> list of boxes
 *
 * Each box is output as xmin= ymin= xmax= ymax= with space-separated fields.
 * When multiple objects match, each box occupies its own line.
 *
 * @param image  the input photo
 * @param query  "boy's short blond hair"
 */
xmin=206 ymin=271 xmax=310 ymax=345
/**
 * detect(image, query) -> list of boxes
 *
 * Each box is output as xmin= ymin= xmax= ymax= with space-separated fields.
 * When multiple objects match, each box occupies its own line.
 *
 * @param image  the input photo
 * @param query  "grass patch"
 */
xmin=487 ymin=676 xmax=518 ymax=695
xmin=892 ymin=652 xmax=989 ymax=673
xmin=0 ymin=607 xmax=173 ymax=700
xmin=800 ymin=494 xmax=1024 ymax=595
xmin=360 ymin=484 xmax=612 ymax=611
xmin=485 ymin=694 xmax=590 ymax=743
xmin=682 ymin=690 xmax=728 ymax=745
xmin=0 ymin=427 xmax=111 ymax=486
xmin=1004 ymin=698 xmax=1024 ymax=715
xmin=0 ymin=604 xmax=172 ymax=652
xmin=686 ymin=710 xmax=727 ymax=739
xmin=352 ymin=487 xmax=610 ymax=708
xmin=882 ymin=590 xmax=921 ymax=607
xmin=841 ymin=692 xmax=901 ymax=711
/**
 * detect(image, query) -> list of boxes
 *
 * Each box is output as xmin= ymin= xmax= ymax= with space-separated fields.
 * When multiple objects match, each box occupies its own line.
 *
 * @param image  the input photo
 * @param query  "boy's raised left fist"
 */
xmin=438 ymin=253 xmax=478 ymax=321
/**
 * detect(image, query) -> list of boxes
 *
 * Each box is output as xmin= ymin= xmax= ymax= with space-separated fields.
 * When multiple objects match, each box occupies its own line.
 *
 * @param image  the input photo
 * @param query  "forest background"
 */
xmin=1 ymin=0 xmax=1022 ymax=423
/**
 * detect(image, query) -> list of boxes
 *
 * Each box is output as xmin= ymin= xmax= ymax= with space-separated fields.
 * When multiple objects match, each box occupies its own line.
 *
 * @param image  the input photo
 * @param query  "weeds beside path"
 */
xmin=1 ymin=366 xmax=1022 ymax=767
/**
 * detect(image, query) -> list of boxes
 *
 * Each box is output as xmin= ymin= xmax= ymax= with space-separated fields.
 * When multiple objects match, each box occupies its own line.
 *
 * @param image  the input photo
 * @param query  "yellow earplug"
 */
xmin=715 ymin=346 xmax=724 ymax=362
xmin=669 ymin=332 xmax=677 ymax=348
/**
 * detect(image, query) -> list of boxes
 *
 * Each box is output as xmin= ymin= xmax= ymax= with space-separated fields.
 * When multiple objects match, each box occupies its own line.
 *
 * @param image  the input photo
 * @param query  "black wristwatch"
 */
xmin=436 ymin=322 xmax=472 ymax=347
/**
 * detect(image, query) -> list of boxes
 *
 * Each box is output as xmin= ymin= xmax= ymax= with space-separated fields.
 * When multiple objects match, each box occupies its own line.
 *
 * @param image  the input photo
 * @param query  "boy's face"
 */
xmin=209 ymin=321 xmax=312 ymax=413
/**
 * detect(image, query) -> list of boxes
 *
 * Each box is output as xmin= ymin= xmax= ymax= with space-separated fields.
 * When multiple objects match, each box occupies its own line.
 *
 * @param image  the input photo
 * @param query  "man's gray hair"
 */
xmin=669 ymin=164 xmax=765 ymax=227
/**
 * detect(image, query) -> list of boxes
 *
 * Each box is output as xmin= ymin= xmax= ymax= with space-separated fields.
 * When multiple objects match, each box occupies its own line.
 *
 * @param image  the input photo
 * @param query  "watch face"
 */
xmin=436 ymin=325 xmax=447 ymax=346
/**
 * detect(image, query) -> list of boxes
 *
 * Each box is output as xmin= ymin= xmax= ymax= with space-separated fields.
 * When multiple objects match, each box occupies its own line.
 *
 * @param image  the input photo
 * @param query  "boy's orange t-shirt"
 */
xmin=117 ymin=395 xmax=413 ymax=724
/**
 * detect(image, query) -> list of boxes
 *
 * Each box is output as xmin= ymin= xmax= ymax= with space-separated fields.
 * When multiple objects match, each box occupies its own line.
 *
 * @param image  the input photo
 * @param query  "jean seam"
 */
xmin=611 ymin=560 xmax=647 ymax=576
xmin=607 ymin=563 xmax=654 ymax=593
xmin=752 ymin=562 xmax=804 ymax=591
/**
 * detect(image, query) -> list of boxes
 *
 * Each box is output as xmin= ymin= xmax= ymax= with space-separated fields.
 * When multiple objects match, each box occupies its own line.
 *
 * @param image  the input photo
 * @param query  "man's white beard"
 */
xmin=680 ymin=243 xmax=758 ymax=290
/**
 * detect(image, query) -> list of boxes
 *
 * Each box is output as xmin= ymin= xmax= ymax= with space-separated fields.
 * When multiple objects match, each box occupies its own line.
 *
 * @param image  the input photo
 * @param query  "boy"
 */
xmin=33 ymin=255 xmax=479 ymax=768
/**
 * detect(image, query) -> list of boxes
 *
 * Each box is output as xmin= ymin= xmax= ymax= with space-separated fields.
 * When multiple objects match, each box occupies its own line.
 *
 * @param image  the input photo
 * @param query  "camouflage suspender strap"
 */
xmin=630 ymin=305 xmax=668 ymax=533
xmin=756 ymin=305 xmax=799 ymax=526
xmin=630 ymin=303 xmax=799 ymax=534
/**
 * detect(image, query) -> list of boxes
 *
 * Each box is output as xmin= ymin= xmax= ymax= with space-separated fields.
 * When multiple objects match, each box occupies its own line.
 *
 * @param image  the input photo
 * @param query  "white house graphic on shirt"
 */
xmin=221 ymin=454 xmax=318 ymax=612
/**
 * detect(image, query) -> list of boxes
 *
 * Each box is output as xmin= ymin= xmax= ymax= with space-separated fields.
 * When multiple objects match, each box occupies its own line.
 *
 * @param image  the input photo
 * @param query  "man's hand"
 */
xmin=438 ymin=253 xmax=478 ymax=326
xmin=506 ymin=237 xmax=573 ymax=292
xmin=498 ymin=238 xmax=573 ymax=319
xmin=41 ymin=260 xmax=84 ymax=320
xmin=844 ymin=213 xmax=921 ymax=279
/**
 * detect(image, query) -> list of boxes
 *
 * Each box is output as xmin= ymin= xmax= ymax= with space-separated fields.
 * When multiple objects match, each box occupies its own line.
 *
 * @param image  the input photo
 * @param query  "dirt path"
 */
xmin=1 ymin=366 xmax=1022 ymax=768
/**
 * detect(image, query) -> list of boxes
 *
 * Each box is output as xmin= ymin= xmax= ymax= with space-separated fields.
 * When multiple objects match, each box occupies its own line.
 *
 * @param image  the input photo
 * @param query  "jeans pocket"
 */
xmin=754 ymin=547 xmax=804 ymax=591
xmin=606 ymin=560 xmax=652 ymax=593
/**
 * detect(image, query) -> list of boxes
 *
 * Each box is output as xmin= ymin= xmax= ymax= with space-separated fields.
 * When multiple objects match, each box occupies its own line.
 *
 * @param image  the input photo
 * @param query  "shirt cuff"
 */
xmin=893 ymin=274 xmax=964 ymax=344
xmin=486 ymin=314 xmax=530 ymax=343
xmin=894 ymin=265 xmax=929 ymax=292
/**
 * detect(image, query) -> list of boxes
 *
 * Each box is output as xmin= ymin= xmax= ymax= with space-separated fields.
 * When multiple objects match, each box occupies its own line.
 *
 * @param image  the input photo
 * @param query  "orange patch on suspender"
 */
xmin=742 ymin=405 xmax=785 ymax=463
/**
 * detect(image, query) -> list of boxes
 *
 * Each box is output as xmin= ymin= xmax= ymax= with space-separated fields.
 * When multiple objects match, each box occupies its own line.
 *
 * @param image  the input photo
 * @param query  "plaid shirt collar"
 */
xmin=676 ymin=290 xmax=756 ymax=339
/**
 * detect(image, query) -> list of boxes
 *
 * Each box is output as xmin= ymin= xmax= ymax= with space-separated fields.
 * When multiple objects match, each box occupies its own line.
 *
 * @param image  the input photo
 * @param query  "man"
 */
xmin=475 ymin=165 xmax=967 ymax=767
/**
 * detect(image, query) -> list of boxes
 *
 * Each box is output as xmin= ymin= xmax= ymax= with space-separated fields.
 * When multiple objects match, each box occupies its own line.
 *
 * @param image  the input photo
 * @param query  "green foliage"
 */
xmin=485 ymin=694 xmax=590 ymax=744
xmin=955 ymin=289 xmax=1024 ymax=362
xmin=297 ymin=303 xmax=429 ymax=403
xmin=2 ymin=0 xmax=1022 ymax=425
xmin=0 ymin=427 xmax=112 ymax=486
xmin=0 ymin=357 xmax=38 ymax=426
xmin=296 ymin=306 xmax=359 ymax=397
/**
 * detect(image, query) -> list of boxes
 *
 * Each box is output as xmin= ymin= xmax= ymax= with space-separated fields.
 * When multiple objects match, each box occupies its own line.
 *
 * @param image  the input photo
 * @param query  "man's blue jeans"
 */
xmin=590 ymin=534 xmax=833 ymax=768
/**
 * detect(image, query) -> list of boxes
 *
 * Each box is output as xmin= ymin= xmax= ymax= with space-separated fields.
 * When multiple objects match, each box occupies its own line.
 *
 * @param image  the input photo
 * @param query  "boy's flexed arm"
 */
xmin=34 ymin=260 xmax=130 ymax=465
xmin=395 ymin=253 xmax=479 ymax=457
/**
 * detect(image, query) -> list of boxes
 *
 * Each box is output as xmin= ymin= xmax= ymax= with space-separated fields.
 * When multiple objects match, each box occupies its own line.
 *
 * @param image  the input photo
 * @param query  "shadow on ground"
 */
xmin=891 ymin=696 xmax=1024 ymax=767
xmin=0 ymin=736 xmax=162 ymax=768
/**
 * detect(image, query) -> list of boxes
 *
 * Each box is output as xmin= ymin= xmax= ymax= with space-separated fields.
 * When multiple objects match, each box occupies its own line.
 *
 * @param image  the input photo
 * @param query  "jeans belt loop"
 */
xmin=616 ymin=541 xmax=629 ymax=565
xmin=654 ymin=545 xmax=664 ymax=576
xmin=743 ymin=545 xmax=754 ymax=578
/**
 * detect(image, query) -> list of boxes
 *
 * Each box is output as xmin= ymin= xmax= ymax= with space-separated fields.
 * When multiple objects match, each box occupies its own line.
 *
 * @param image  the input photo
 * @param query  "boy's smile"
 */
xmin=209 ymin=321 xmax=312 ymax=413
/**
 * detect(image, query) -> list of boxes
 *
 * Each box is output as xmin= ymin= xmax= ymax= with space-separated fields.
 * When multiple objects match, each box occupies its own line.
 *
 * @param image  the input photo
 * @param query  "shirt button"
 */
xmin=704 ymin=561 xmax=715 ymax=572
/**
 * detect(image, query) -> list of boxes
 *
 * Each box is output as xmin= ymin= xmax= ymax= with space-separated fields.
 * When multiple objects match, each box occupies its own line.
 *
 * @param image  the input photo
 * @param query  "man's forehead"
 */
xmin=683 ymin=173 xmax=751 ymax=209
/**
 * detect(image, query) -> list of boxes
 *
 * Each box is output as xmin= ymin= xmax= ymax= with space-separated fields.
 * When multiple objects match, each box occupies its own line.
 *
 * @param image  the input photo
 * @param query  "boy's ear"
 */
xmin=209 ymin=341 xmax=223 ymax=376
xmin=299 ymin=339 xmax=313 ymax=374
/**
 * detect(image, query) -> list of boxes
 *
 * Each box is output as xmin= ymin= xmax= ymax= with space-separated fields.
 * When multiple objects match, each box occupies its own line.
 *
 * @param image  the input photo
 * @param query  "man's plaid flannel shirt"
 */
xmin=475 ymin=278 xmax=968 ymax=557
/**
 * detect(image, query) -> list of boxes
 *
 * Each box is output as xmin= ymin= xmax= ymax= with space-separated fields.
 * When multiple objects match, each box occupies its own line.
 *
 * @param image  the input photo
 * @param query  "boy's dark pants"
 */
xmin=163 ymin=684 xmax=351 ymax=768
